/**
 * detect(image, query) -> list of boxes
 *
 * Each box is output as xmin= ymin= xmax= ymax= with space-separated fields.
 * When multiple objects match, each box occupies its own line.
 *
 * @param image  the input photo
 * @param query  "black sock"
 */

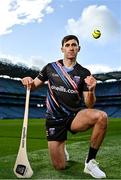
xmin=86 ymin=147 xmax=98 ymax=163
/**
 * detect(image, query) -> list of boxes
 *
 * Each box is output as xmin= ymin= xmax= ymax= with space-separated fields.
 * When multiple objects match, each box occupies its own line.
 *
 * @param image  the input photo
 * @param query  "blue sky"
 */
xmin=0 ymin=0 xmax=121 ymax=74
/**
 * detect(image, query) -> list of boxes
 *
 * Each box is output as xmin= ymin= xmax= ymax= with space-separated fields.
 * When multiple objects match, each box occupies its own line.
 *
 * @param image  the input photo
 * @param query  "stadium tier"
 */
xmin=0 ymin=77 xmax=121 ymax=119
xmin=0 ymin=77 xmax=46 ymax=119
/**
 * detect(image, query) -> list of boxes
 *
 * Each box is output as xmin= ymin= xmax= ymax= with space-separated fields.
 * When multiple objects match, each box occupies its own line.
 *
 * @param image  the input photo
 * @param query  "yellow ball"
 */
xmin=92 ymin=29 xmax=101 ymax=39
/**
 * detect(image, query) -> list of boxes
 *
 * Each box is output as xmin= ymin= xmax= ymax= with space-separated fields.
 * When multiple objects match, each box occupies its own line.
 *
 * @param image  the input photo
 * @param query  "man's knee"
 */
xmin=97 ymin=111 xmax=108 ymax=129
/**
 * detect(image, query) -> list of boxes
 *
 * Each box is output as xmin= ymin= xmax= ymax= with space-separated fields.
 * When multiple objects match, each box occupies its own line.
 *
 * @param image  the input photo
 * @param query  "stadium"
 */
xmin=0 ymin=59 xmax=121 ymax=179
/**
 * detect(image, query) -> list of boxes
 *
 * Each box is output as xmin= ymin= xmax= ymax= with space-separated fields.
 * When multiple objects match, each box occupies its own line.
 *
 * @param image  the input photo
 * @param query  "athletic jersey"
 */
xmin=37 ymin=59 xmax=91 ymax=120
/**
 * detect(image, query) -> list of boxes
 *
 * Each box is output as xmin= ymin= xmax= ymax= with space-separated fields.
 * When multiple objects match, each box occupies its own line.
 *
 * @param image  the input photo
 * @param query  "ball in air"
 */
xmin=92 ymin=29 xmax=101 ymax=39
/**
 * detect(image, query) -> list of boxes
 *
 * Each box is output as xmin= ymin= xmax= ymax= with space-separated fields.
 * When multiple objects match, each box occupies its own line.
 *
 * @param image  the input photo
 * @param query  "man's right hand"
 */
xmin=21 ymin=77 xmax=34 ymax=89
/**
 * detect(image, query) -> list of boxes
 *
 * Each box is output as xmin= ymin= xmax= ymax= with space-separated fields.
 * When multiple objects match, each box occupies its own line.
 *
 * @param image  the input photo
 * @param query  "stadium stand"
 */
xmin=0 ymin=77 xmax=47 ymax=119
xmin=94 ymin=81 xmax=121 ymax=117
xmin=0 ymin=59 xmax=121 ymax=119
xmin=93 ymin=72 xmax=121 ymax=117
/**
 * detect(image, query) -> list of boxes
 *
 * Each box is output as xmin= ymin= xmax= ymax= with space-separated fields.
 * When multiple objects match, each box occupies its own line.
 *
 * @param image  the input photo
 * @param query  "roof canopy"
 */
xmin=93 ymin=71 xmax=121 ymax=81
xmin=0 ymin=58 xmax=39 ymax=79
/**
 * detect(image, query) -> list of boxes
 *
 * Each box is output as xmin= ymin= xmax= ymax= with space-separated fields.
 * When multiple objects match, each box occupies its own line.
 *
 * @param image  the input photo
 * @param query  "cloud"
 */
xmin=30 ymin=56 xmax=47 ymax=69
xmin=66 ymin=5 xmax=121 ymax=42
xmin=0 ymin=0 xmax=54 ymax=36
xmin=85 ymin=64 xmax=113 ymax=74
xmin=0 ymin=52 xmax=47 ymax=70
xmin=0 ymin=53 xmax=28 ymax=66
xmin=45 ymin=5 xmax=54 ymax=14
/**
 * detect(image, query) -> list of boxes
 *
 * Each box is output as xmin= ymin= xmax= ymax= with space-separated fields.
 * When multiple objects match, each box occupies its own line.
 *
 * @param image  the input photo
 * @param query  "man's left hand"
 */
xmin=84 ymin=75 xmax=96 ymax=91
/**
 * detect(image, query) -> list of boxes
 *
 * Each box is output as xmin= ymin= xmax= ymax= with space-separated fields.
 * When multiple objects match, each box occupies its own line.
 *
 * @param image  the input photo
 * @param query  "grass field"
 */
xmin=0 ymin=118 xmax=121 ymax=179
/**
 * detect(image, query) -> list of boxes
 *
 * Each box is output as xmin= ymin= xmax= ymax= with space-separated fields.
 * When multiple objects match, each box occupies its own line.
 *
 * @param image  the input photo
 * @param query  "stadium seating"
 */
xmin=0 ymin=77 xmax=46 ymax=119
xmin=0 ymin=77 xmax=121 ymax=119
xmin=95 ymin=81 xmax=121 ymax=117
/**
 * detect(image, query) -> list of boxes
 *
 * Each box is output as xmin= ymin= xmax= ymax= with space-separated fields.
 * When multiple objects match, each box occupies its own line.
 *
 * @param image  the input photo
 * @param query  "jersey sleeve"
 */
xmin=37 ymin=64 xmax=48 ymax=82
xmin=83 ymin=69 xmax=91 ymax=91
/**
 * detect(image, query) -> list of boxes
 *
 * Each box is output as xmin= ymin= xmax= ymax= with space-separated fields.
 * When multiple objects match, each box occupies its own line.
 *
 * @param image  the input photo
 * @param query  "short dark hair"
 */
xmin=61 ymin=35 xmax=79 ymax=47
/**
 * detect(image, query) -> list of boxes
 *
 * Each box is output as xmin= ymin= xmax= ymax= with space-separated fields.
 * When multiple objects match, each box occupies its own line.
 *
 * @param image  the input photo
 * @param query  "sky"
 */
xmin=0 ymin=0 xmax=121 ymax=74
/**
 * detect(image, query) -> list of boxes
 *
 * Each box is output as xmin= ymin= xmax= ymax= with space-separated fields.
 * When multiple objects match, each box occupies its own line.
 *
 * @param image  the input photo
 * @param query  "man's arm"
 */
xmin=83 ymin=75 xmax=96 ymax=108
xmin=83 ymin=91 xmax=96 ymax=108
xmin=21 ymin=77 xmax=44 ymax=90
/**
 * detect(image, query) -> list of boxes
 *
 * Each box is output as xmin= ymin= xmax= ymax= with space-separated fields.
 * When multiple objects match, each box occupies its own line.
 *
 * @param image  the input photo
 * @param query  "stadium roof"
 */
xmin=0 ymin=58 xmax=121 ymax=81
xmin=0 ymin=58 xmax=39 ymax=79
xmin=93 ymin=71 xmax=121 ymax=82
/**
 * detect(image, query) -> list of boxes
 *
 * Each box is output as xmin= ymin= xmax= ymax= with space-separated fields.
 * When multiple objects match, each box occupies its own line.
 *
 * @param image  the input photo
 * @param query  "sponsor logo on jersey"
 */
xmin=51 ymin=85 xmax=77 ymax=94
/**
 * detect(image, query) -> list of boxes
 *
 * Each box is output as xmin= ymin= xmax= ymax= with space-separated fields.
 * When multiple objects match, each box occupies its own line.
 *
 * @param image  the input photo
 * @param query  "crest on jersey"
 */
xmin=73 ymin=76 xmax=80 ymax=85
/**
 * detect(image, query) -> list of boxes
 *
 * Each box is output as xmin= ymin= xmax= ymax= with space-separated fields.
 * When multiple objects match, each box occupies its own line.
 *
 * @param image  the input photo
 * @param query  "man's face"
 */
xmin=61 ymin=39 xmax=80 ymax=60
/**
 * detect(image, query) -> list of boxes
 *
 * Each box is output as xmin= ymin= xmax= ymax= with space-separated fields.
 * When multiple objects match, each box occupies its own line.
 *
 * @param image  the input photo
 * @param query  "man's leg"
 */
xmin=70 ymin=108 xmax=108 ymax=178
xmin=71 ymin=108 xmax=108 ymax=149
xmin=48 ymin=141 xmax=67 ymax=170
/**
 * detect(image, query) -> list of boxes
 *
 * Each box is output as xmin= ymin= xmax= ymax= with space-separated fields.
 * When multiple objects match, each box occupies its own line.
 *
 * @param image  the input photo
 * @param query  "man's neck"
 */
xmin=63 ymin=58 xmax=76 ymax=68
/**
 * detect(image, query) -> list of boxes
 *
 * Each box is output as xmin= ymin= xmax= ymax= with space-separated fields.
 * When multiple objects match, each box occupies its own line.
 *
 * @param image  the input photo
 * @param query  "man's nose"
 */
xmin=69 ymin=45 xmax=74 ymax=50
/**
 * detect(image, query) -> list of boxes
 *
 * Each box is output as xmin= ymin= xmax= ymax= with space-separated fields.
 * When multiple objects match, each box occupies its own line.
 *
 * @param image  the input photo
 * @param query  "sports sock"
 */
xmin=86 ymin=147 xmax=98 ymax=163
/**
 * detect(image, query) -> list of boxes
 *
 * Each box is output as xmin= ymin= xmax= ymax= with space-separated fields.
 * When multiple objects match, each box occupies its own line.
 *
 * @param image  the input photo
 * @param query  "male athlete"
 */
xmin=22 ymin=35 xmax=108 ymax=179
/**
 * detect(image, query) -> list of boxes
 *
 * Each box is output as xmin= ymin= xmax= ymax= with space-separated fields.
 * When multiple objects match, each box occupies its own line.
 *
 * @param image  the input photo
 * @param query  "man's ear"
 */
xmin=78 ymin=45 xmax=81 ymax=52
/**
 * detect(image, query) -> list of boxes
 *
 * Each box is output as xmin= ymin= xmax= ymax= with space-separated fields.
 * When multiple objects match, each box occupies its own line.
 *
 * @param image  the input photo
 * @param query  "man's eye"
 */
xmin=65 ymin=44 xmax=70 ymax=47
xmin=72 ymin=43 xmax=77 ymax=47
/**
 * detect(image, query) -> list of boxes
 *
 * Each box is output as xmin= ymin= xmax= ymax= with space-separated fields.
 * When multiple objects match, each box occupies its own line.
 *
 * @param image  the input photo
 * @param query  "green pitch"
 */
xmin=0 ymin=118 xmax=121 ymax=179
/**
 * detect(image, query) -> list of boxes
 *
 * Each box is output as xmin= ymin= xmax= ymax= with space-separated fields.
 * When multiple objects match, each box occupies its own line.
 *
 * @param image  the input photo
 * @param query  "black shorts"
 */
xmin=46 ymin=115 xmax=77 ymax=141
